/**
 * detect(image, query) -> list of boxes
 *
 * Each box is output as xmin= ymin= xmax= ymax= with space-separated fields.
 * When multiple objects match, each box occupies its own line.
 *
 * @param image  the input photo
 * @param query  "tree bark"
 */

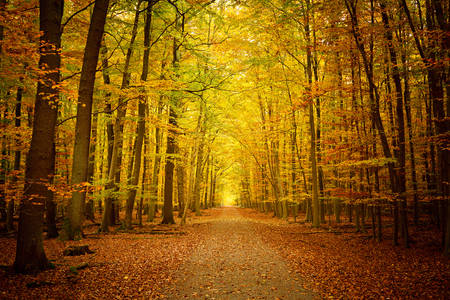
xmin=124 ymin=0 xmax=153 ymax=229
xmin=304 ymin=0 xmax=320 ymax=228
xmin=14 ymin=0 xmax=63 ymax=273
xmin=7 ymin=81 xmax=24 ymax=232
xmin=100 ymin=1 xmax=141 ymax=232
xmin=193 ymin=103 xmax=205 ymax=216
xmin=68 ymin=0 xmax=109 ymax=240
xmin=148 ymin=98 xmax=163 ymax=221
xmin=161 ymin=8 xmax=182 ymax=225
xmin=161 ymin=107 xmax=176 ymax=224
xmin=85 ymin=113 xmax=97 ymax=222
xmin=345 ymin=0 xmax=398 ymax=242
xmin=379 ymin=0 xmax=409 ymax=247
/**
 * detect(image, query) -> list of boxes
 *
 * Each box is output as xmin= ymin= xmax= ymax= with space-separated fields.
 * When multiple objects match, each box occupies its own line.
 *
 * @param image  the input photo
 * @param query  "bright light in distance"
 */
xmin=222 ymin=196 xmax=235 ymax=206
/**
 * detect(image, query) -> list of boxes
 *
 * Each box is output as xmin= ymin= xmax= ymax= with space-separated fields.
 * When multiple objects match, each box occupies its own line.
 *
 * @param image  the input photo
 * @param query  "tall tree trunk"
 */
xmin=162 ymin=107 xmax=176 ymax=224
xmin=177 ymin=156 xmax=185 ymax=218
xmin=14 ymin=0 xmax=63 ymax=273
xmin=345 ymin=0 xmax=398 ymax=242
xmin=100 ymin=2 xmax=141 ymax=232
xmin=380 ymin=0 xmax=409 ymax=247
xmin=85 ymin=113 xmax=97 ymax=222
xmin=67 ymin=0 xmax=109 ymax=239
xmin=203 ymin=152 xmax=210 ymax=209
xmin=161 ymin=8 xmax=182 ymax=225
xmin=193 ymin=103 xmax=205 ymax=216
xmin=138 ymin=127 xmax=149 ymax=226
xmin=124 ymin=101 xmax=145 ymax=229
xmin=304 ymin=0 xmax=320 ymax=228
xmin=399 ymin=28 xmax=419 ymax=226
xmin=148 ymin=98 xmax=163 ymax=221
xmin=101 ymin=38 xmax=113 ymax=172
xmin=7 ymin=81 xmax=23 ymax=232
xmin=399 ymin=0 xmax=450 ymax=254
xmin=124 ymin=0 xmax=153 ymax=229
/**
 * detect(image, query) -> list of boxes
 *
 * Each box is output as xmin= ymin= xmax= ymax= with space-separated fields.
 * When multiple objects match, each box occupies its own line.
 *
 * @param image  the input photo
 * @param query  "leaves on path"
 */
xmin=1 ymin=208 xmax=448 ymax=299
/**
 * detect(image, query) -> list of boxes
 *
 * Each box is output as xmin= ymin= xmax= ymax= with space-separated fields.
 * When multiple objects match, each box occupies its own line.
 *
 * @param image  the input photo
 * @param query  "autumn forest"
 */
xmin=0 ymin=0 xmax=449 ymax=298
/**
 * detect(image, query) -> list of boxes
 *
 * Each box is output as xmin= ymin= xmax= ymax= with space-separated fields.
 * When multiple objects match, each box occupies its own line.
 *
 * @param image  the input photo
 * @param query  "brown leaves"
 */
xmin=244 ymin=209 xmax=450 ymax=299
xmin=0 ymin=219 xmax=208 ymax=299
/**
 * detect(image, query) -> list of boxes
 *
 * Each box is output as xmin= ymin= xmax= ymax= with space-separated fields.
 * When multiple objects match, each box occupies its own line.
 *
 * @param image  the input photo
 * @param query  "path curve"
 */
xmin=162 ymin=207 xmax=314 ymax=299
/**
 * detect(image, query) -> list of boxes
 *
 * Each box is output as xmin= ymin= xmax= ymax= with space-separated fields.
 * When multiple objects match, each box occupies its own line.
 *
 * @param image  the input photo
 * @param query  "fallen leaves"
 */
xmin=0 ymin=217 xmax=209 ymax=299
xmin=243 ymin=209 xmax=450 ymax=299
xmin=1 ymin=208 xmax=448 ymax=299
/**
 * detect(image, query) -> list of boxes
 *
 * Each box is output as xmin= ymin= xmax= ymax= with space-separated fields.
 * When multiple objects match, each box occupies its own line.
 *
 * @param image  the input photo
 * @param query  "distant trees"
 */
xmin=228 ymin=0 xmax=449 ymax=254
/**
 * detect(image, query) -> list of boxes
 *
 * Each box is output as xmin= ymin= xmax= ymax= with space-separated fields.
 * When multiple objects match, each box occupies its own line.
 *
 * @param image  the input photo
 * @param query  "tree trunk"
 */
xmin=177 ymin=158 xmax=185 ymax=217
xmin=100 ymin=1 xmax=141 ymax=232
xmin=68 ymin=0 xmax=109 ymax=239
xmin=14 ymin=0 xmax=63 ymax=273
xmin=124 ymin=1 xmax=152 ymax=229
xmin=161 ymin=107 xmax=176 ymax=225
xmin=345 ymin=0 xmax=398 ymax=244
xmin=193 ymin=104 xmax=205 ymax=216
xmin=161 ymin=8 xmax=182 ymax=224
xmin=124 ymin=100 xmax=145 ymax=229
xmin=148 ymin=99 xmax=163 ymax=221
xmin=379 ymin=0 xmax=409 ymax=247
xmin=85 ymin=113 xmax=97 ymax=222
xmin=301 ymin=0 xmax=320 ymax=227
xmin=7 ymin=82 xmax=24 ymax=232
xmin=138 ymin=128 xmax=149 ymax=226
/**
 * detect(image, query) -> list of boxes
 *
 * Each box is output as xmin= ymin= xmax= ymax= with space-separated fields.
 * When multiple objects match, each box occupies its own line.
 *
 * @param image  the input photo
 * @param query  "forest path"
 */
xmin=161 ymin=207 xmax=314 ymax=299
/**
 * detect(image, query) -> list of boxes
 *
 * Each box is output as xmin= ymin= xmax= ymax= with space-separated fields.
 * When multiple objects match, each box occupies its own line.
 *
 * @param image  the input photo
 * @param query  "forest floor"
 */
xmin=0 ymin=207 xmax=449 ymax=299
xmin=160 ymin=207 xmax=314 ymax=299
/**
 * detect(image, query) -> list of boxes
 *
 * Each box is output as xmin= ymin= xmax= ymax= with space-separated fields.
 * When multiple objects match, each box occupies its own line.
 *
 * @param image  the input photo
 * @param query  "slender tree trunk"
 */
xmin=68 ymin=0 xmax=109 ymax=239
xmin=379 ymin=0 xmax=409 ymax=247
xmin=194 ymin=103 xmax=206 ymax=216
xmin=177 ymin=156 xmax=185 ymax=218
xmin=7 ymin=82 xmax=23 ymax=232
xmin=138 ymin=127 xmax=149 ymax=226
xmin=345 ymin=0 xmax=398 ymax=243
xmin=148 ymin=98 xmax=163 ymax=221
xmin=161 ymin=8 xmax=182 ymax=224
xmin=162 ymin=108 xmax=176 ymax=224
xmin=304 ymin=0 xmax=320 ymax=228
xmin=125 ymin=1 xmax=153 ymax=229
xmin=85 ymin=113 xmax=97 ymax=222
xmin=100 ymin=2 xmax=141 ymax=232
xmin=125 ymin=101 xmax=145 ymax=229
xmin=203 ymin=153 xmax=210 ymax=209
xmin=398 ymin=25 xmax=420 ymax=226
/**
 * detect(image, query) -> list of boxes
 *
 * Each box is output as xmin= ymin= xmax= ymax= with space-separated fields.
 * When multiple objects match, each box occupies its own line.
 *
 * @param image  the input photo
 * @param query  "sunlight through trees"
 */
xmin=0 ymin=0 xmax=449 ymax=279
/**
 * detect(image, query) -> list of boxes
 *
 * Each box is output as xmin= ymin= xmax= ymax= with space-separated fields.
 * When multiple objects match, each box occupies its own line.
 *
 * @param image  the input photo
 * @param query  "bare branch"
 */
xmin=61 ymin=1 xmax=96 ymax=33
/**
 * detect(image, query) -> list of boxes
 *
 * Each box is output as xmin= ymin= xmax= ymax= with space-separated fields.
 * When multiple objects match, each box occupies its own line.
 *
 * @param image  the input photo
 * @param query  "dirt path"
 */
xmin=162 ymin=207 xmax=314 ymax=299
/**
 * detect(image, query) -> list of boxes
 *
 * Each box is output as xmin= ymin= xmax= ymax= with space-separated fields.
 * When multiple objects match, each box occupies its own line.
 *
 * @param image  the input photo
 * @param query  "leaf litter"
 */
xmin=1 ymin=207 xmax=449 ymax=299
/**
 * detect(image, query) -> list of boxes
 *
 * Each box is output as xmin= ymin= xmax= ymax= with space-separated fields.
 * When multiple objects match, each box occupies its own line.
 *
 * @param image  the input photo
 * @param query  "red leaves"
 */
xmin=245 ymin=209 xmax=450 ymax=299
xmin=0 ymin=220 xmax=208 ymax=299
